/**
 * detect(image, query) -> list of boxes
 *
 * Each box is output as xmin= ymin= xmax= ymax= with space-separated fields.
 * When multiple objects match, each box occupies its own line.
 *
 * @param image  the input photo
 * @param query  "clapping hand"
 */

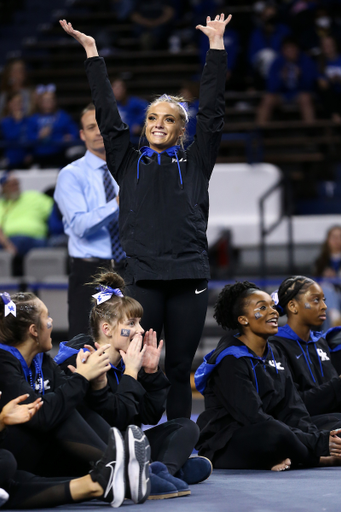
xmin=122 ymin=334 xmax=147 ymax=380
xmin=142 ymin=329 xmax=163 ymax=374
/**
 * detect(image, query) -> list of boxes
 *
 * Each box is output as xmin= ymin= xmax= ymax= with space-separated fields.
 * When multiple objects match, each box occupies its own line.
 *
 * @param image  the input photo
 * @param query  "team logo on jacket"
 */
xmin=268 ymin=360 xmax=285 ymax=371
xmin=316 ymin=349 xmax=330 ymax=361
xmin=172 ymin=157 xmax=187 ymax=163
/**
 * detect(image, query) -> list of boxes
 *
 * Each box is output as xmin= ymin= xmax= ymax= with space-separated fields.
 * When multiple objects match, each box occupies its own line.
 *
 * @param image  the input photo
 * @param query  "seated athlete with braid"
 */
xmin=195 ymin=281 xmax=341 ymax=471
xmin=0 ymin=291 xmax=151 ymax=507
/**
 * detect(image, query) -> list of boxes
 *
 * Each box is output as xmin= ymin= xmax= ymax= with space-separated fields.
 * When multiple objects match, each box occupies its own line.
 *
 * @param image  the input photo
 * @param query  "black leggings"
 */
xmin=2 ymin=458 xmax=74 ymax=510
xmin=127 ymin=279 xmax=209 ymax=419
xmin=212 ymin=419 xmax=319 ymax=470
xmin=145 ymin=418 xmax=200 ymax=475
xmin=2 ymin=409 xmax=108 ymax=477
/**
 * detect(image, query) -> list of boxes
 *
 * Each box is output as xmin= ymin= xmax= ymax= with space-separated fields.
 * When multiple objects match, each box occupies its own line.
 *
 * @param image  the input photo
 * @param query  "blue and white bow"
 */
xmin=0 ymin=292 xmax=16 ymax=317
xmin=92 ymin=285 xmax=124 ymax=305
xmin=271 ymin=291 xmax=279 ymax=305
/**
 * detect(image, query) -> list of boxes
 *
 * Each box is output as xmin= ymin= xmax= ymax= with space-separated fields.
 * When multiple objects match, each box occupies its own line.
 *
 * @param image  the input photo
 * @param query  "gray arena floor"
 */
xmin=11 ymin=467 xmax=341 ymax=512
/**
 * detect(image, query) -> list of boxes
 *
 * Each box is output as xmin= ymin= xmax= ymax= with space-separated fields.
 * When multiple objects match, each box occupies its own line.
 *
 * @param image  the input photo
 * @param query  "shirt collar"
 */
xmin=85 ymin=150 xmax=107 ymax=171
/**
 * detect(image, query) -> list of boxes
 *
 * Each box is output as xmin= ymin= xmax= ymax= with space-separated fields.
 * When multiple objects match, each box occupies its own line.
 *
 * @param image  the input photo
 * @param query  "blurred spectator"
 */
xmin=131 ymin=0 xmax=175 ymax=50
xmin=248 ymin=2 xmax=291 ymax=88
xmin=111 ymin=78 xmax=148 ymax=136
xmin=0 ymin=92 xmax=32 ymax=170
xmin=27 ymin=84 xmax=79 ymax=168
xmin=317 ymin=36 xmax=341 ymax=122
xmin=314 ymin=225 xmax=341 ymax=327
xmin=256 ymin=37 xmax=317 ymax=124
xmin=179 ymin=81 xmax=199 ymax=147
xmin=298 ymin=6 xmax=339 ymax=57
xmin=0 ymin=172 xmax=53 ymax=257
xmin=0 ymin=59 xmax=34 ymax=117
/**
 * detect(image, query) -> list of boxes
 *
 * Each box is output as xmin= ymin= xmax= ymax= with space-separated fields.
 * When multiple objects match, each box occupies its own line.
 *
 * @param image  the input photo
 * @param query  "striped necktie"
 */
xmin=102 ymin=164 xmax=126 ymax=262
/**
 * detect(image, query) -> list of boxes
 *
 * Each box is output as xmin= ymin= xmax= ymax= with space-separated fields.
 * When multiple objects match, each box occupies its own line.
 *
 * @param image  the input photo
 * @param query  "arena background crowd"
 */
xmin=1 ymin=0 xmax=341 ymax=358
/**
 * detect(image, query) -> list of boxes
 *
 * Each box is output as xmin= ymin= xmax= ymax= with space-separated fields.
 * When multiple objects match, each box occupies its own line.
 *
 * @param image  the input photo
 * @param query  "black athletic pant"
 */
xmin=212 ymin=419 xmax=319 ymax=470
xmin=2 ymin=409 xmax=108 ymax=477
xmin=68 ymin=257 xmax=114 ymax=339
xmin=145 ymin=418 xmax=200 ymax=475
xmin=311 ymin=413 xmax=341 ymax=432
xmin=0 ymin=450 xmax=74 ymax=510
xmin=127 ymin=279 xmax=209 ymax=420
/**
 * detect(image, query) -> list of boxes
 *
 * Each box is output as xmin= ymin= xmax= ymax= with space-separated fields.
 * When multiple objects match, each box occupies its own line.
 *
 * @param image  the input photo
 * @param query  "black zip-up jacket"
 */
xmin=0 ymin=348 xmax=89 ymax=433
xmin=84 ymin=50 xmax=226 ymax=284
xmin=195 ymin=333 xmax=329 ymax=462
xmin=270 ymin=325 xmax=341 ymax=416
xmin=55 ymin=334 xmax=171 ymax=431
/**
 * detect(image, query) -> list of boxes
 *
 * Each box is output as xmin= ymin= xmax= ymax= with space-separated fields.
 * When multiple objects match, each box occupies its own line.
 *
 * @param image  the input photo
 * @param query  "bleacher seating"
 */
xmin=0 ymin=251 xmax=12 ymax=277
xmin=23 ymin=247 xmax=67 ymax=281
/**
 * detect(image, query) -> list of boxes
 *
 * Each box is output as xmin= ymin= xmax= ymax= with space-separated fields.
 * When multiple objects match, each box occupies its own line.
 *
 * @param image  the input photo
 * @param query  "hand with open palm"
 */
xmin=196 ymin=13 xmax=232 ymax=49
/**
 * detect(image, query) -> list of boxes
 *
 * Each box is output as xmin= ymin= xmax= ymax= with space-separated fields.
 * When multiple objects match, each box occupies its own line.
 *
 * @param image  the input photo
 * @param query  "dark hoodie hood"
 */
xmin=194 ymin=331 xmax=279 ymax=394
xmin=53 ymin=334 xmax=94 ymax=366
xmin=54 ymin=333 xmax=125 ymax=384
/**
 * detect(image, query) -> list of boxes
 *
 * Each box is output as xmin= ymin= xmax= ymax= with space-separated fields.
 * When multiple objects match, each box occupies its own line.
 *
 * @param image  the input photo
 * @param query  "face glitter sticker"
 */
xmin=254 ymin=312 xmax=262 ymax=319
xmin=121 ymin=329 xmax=130 ymax=337
xmin=304 ymin=303 xmax=311 ymax=309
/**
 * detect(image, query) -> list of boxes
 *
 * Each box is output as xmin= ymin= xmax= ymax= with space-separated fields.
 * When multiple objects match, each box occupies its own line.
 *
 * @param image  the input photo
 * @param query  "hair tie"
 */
xmin=158 ymin=94 xmax=189 ymax=122
xmin=271 ymin=290 xmax=284 ymax=315
xmin=92 ymin=285 xmax=124 ymax=305
xmin=0 ymin=292 xmax=16 ymax=317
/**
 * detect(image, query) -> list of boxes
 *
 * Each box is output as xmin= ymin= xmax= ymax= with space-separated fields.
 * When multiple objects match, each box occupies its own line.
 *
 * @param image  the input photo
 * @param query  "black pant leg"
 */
xmin=68 ymin=258 xmax=113 ymax=338
xmin=164 ymin=279 xmax=208 ymax=419
xmin=311 ymin=413 xmax=341 ymax=431
xmin=0 ymin=450 xmax=17 ymax=488
xmin=125 ymin=281 xmax=165 ymax=339
xmin=145 ymin=419 xmax=199 ymax=475
xmin=212 ymin=419 xmax=317 ymax=470
xmin=3 ymin=410 xmax=106 ymax=477
xmin=5 ymin=471 xmax=73 ymax=509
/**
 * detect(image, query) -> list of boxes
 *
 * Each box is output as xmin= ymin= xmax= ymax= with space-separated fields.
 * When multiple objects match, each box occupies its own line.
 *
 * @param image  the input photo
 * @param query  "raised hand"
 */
xmin=84 ymin=343 xmax=108 ymax=390
xmin=121 ymin=334 xmax=147 ymax=380
xmin=59 ymin=19 xmax=99 ymax=58
xmin=74 ymin=344 xmax=111 ymax=381
xmin=0 ymin=393 xmax=43 ymax=431
xmin=142 ymin=329 xmax=163 ymax=374
xmin=196 ymin=13 xmax=232 ymax=49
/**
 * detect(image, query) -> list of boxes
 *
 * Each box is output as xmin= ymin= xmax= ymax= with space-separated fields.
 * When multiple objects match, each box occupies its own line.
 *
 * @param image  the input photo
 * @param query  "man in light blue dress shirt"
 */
xmin=54 ymin=103 xmax=124 ymax=337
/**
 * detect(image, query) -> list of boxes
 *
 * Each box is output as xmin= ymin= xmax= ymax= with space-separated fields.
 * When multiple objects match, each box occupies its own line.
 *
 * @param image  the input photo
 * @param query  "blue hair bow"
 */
xmin=0 ymin=292 xmax=16 ymax=317
xmin=92 ymin=285 xmax=124 ymax=305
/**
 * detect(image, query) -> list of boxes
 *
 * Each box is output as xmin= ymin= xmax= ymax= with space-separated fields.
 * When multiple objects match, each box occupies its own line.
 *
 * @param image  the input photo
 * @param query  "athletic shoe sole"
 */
xmin=147 ymin=491 xmax=179 ymax=500
xmin=106 ymin=428 xmax=126 ymax=508
xmin=126 ymin=425 xmax=151 ymax=504
xmin=0 ymin=488 xmax=9 ymax=507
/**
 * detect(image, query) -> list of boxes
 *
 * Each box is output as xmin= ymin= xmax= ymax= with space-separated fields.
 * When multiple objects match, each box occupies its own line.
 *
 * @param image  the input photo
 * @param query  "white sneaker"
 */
xmin=0 ymin=488 xmax=9 ymax=508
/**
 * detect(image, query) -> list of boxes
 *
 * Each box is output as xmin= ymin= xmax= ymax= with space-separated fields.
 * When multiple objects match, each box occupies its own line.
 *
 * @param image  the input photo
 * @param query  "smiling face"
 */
xmin=145 ymin=102 xmax=185 ymax=152
xmin=288 ymin=282 xmax=327 ymax=328
xmin=238 ymin=291 xmax=279 ymax=337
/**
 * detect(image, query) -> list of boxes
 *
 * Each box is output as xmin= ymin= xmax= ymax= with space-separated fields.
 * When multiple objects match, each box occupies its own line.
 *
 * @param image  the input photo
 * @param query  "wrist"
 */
xmin=143 ymin=366 xmax=158 ymax=374
xmin=85 ymin=43 xmax=99 ymax=58
xmin=124 ymin=368 xmax=138 ymax=380
xmin=209 ymin=37 xmax=225 ymax=50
